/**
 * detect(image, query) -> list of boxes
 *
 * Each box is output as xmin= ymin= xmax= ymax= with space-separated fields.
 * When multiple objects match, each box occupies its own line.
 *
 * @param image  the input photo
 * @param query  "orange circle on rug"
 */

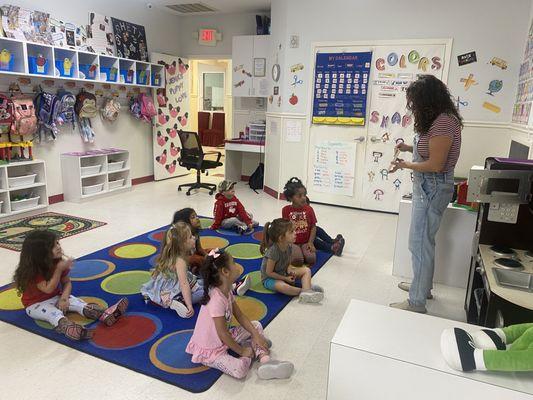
xmin=110 ymin=243 xmax=157 ymax=259
xmin=252 ymin=231 xmax=264 ymax=242
xmin=35 ymin=296 xmax=109 ymax=329
xmin=91 ymin=312 xmax=162 ymax=350
xmin=0 ymin=286 xmax=23 ymax=311
xmin=230 ymin=296 xmax=267 ymax=327
xmin=200 ymin=236 xmax=229 ymax=250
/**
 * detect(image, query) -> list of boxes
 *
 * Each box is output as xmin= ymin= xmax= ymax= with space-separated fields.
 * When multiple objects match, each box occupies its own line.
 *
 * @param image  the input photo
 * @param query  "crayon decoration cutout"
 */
xmin=393 ymin=179 xmax=402 ymax=190
xmin=374 ymin=189 xmax=384 ymax=200
xmin=460 ymin=74 xmax=478 ymax=90
xmin=482 ymin=102 xmax=501 ymax=113
xmin=486 ymin=80 xmax=503 ymax=96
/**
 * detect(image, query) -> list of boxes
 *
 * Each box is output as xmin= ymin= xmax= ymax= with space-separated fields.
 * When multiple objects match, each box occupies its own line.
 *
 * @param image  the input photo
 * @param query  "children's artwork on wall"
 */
xmin=112 ymin=18 xmax=148 ymax=61
xmin=457 ymin=51 xmax=477 ymax=66
xmin=482 ymin=101 xmax=501 ymax=113
xmin=0 ymin=5 xmax=52 ymax=44
xmin=290 ymin=63 xmax=304 ymax=73
xmin=455 ymin=96 xmax=469 ymax=109
xmin=289 ymin=93 xmax=298 ymax=105
xmin=460 ymin=73 xmax=478 ymax=90
xmin=489 ymin=57 xmax=508 ymax=70
xmin=312 ymin=141 xmax=356 ymax=196
xmin=486 ymin=79 xmax=503 ymax=96
xmin=87 ymin=13 xmax=115 ymax=56
xmin=151 ymin=52 xmax=189 ymax=181
xmin=290 ymin=75 xmax=303 ymax=87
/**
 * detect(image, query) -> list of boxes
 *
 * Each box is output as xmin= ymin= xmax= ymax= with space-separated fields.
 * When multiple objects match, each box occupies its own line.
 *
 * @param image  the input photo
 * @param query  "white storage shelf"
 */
xmin=61 ymin=150 xmax=132 ymax=202
xmin=0 ymin=159 xmax=49 ymax=220
xmin=0 ymin=36 xmax=164 ymax=88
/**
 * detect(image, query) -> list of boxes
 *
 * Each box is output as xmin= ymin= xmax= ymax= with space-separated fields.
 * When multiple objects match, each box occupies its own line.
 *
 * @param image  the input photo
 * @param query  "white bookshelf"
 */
xmin=0 ymin=36 xmax=164 ymax=88
xmin=60 ymin=150 xmax=132 ymax=202
xmin=0 ymin=159 xmax=49 ymax=220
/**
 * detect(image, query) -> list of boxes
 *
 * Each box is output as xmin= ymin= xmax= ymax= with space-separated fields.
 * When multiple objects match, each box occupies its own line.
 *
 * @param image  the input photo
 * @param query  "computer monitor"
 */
xmin=509 ymin=140 xmax=530 ymax=160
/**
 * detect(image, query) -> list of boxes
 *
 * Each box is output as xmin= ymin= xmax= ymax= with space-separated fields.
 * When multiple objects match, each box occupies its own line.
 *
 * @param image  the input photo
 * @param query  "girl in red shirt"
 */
xmin=13 ymin=231 xmax=128 ymax=341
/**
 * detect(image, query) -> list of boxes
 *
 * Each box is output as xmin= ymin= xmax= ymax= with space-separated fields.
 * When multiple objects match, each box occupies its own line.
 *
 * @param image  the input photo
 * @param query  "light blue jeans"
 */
xmin=408 ymin=170 xmax=454 ymax=307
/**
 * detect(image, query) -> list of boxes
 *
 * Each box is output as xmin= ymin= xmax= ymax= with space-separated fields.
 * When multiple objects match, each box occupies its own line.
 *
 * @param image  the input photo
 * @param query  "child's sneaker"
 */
xmin=311 ymin=284 xmax=324 ymax=293
xmin=298 ymin=290 xmax=324 ymax=303
xmin=100 ymin=297 xmax=129 ymax=326
xmin=331 ymin=237 xmax=345 ymax=256
xmin=170 ymin=295 xmax=189 ymax=318
xmin=257 ymin=360 xmax=294 ymax=380
xmin=233 ymin=275 xmax=251 ymax=296
xmin=60 ymin=321 xmax=94 ymax=341
xmin=236 ymin=225 xmax=247 ymax=235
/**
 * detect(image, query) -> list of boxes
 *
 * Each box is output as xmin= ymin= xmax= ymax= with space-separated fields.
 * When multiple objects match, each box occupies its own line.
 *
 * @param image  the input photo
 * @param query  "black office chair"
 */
xmin=177 ymin=130 xmax=223 ymax=196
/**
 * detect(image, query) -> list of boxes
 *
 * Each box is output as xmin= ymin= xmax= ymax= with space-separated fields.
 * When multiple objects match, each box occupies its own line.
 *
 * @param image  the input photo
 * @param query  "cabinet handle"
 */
xmin=354 ymin=136 xmax=366 ymax=143
xmin=370 ymin=136 xmax=381 ymax=143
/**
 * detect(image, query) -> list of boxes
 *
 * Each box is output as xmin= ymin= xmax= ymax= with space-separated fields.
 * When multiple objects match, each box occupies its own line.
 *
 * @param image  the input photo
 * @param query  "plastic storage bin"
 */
xmin=107 ymin=161 xmax=125 ymax=172
xmin=8 ymin=174 xmax=37 ymax=188
xmin=0 ymin=50 xmax=15 ymax=71
xmin=55 ymin=58 xmax=74 ymax=77
xmin=100 ymin=67 xmax=118 ymax=82
xmin=11 ymin=196 xmax=40 ymax=211
xmin=82 ymin=183 xmax=104 ymax=195
xmin=28 ymin=56 xmax=49 ymax=75
xmin=108 ymin=178 xmax=125 ymax=190
xmin=120 ymin=69 xmax=135 ymax=84
xmin=80 ymin=165 xmax=102 ymax=176
xmin=136 ymin=70 xmax=148 ymax=85
xmin=79 ymin=64 xmax=97 ymax=80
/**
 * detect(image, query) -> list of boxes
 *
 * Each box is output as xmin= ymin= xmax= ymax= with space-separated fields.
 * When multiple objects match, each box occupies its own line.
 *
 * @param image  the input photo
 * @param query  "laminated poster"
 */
xmin=1 ymin=5 xmax=53 ymax=44
xmin=87 ymin=12 xmax=115 ymax=56
xmin=312 ymin=141 xmax=356 ymax=196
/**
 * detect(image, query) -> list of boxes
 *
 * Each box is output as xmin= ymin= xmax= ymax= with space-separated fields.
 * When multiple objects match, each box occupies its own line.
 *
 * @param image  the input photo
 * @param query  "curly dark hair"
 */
xmin=172 ymin=207 xmax=198 ymax=234
xmin=13 ymin=230 xmax=59 ymax=294
xmin=283 ymin=177 xmax=306 ymax=201
xmin=199 ymin=250 xmax=232 ymax=305
xmin=406 ymin=75 xmax=463 ymax=135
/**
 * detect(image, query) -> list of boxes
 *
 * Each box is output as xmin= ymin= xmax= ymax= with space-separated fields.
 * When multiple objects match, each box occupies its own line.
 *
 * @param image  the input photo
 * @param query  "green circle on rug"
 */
xmin=230 ymin=296 xmax=267 ymax=327
xmin=226 ymin=243 xmax=262 ymax=260
xmin=247 ymin=270 xmax=274 ymax=294
xmin=35 ymin=297 xmax=109 ymax=329
xmin=112 ymin=243 xmax=157 ymax=259
xmin=199 ymin=218 xmax=213 ymax=229
xmin=101 ymin=270 xmax=151 ymax=295
xmin=200 ymin=236 xmax=229 ymax=250
xmin=0 ymin=286 xmax=24 ymax=310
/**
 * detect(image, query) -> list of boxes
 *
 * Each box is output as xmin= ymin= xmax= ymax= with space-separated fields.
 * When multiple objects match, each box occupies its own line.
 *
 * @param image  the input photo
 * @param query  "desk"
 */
xmin=224 ymin=141 xmax=265 ymax=182
xmin=393 ymin=199 xmax=477 ymax=288
xmin=328 ymin=300 xmax=533 ymax=400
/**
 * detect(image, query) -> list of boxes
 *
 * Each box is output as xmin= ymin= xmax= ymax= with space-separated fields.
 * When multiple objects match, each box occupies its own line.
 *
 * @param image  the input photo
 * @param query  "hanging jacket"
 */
xmin=211 ymin=193 xmax=252 ymax=229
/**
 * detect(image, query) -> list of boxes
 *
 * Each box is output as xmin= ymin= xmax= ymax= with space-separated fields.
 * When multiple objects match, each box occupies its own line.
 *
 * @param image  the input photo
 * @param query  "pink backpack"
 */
xmin=11 ymin=97 xmax=38 ymax=137
xmin=139 ymin=93 xmax=156 ymax=123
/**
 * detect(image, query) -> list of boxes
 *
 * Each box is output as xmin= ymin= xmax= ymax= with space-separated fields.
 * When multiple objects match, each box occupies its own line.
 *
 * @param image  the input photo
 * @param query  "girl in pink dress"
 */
xmin=186 ymin=249 xmax=294 ymax=380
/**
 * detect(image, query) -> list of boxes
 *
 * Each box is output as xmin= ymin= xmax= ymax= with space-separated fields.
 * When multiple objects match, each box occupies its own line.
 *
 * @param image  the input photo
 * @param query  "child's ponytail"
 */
xmin=260 ymin=222 xmax=271 ymax=255
xmin=199 ymin=249 xmax=231 ymax=305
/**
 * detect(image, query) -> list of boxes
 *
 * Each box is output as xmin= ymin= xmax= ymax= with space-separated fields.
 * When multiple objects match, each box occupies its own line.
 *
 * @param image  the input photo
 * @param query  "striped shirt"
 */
xmin=417 ymin=113 xmax=461 ymax=172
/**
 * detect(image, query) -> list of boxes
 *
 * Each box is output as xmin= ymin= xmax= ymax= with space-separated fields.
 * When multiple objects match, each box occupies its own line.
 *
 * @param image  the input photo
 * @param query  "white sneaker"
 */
xmin=398 ymin=282 xmax=433 ymax=299
xmin=311 ymin=284 xmax=324 ymax=293
xmin=170 ymin=297 xmax=189 ymax=318
xmin=389 ymin=299 xmax=427 ymax=314
xmin=298 ymin=290 xmax=324 ymax=303
xmin=257 ymin=360 xmax=294 ymax=380
xmin=234 ymin=275 xmax=251 ymax=296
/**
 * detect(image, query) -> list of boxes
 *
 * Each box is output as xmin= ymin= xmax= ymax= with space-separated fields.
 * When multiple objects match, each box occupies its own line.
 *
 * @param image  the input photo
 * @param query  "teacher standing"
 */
xmin=390 ymin=75 xmax=462 ymax=314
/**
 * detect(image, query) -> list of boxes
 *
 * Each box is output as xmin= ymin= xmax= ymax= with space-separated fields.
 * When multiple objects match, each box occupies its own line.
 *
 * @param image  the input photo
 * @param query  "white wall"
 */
xmin=6 ymin=1 xmax=181 ymax=197
xmin=178 ymin=12 xmax=262 ymax=57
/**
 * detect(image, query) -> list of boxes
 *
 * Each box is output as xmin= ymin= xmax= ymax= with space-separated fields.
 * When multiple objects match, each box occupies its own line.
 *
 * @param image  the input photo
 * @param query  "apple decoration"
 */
xmin=289 ymin=93 xmax=298 ymax=105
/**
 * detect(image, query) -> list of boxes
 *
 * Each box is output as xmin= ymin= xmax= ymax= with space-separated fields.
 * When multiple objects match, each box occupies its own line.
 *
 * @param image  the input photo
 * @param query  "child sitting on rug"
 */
xmin=260 ymin=218 xmax=324 ymax=303
xmin=210 ymin=180 xmax=259 ymax=234
xmin=141 ymin=222 xmax=204 ymax=318
xmin=172 ymin=208 xmax=206 ymax=275
xmin=186 ymin=249 xmax=294 ymax=380
xmin=13 ymin=231 xmax=128 ymax=341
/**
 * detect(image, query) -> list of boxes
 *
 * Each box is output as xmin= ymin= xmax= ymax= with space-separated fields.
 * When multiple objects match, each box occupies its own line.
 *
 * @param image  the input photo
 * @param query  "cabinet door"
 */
xmin=232 ymin=36 xmax=254 ymax=97
xmin=252 ymin=35 xmax=269 ymax=97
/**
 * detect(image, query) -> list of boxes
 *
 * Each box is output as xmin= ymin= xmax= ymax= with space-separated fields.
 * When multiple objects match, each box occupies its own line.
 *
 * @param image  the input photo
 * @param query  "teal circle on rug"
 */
xmin=199 ymin=218 xmax=213 ymax=229
xmin=247 ymin=270 xmax=275 ymax=294
xmin=225 ymin=243 xmax=262 ymax=260
xmin=101 ymin=270 xmax=151 ymax=295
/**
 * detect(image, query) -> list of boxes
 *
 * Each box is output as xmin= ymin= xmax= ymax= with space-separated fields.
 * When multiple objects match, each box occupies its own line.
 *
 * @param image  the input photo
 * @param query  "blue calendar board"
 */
xmin=312 ymin=52 xmax=373 ymax=126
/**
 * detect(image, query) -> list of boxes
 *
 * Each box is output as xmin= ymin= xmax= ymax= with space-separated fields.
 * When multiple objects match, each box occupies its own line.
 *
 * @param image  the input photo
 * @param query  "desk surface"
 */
xmin=332 ymin=300 xmax=533 ymax=395
xmin=225 ymin=141 xmax=265 ymax=153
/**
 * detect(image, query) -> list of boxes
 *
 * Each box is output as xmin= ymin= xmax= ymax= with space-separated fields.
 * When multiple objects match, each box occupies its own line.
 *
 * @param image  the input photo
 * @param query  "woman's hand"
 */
xmin=396 ymin=143 xmax=413 ymax=153
xmin=390 ymin=159 xmax=409 ymax=173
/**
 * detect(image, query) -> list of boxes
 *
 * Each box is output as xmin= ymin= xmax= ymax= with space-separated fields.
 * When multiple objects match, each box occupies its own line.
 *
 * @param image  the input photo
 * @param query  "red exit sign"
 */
xmin=199 ymin=29 xmax=218 ymax=46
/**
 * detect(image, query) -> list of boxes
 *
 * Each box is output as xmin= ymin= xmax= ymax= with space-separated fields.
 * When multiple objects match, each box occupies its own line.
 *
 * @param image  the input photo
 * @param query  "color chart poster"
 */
xmin=312 ymin=52 xmax=372 ymax=126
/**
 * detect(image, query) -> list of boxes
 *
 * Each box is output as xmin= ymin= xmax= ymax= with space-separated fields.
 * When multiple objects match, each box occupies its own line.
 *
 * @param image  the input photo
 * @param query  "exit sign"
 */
xmin=198 ymin=28 xmax=220 ymax=46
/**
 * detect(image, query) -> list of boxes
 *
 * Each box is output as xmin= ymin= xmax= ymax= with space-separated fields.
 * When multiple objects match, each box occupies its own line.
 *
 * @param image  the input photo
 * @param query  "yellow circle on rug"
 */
xmin=0 ymin=286 xmax=23 ymax=311
xmin=200 ymin=236 xmax=229 ymax=250
xmin=235 ymin=262 xmax=244 ymax=276
xmin=111 ymin=243 xmax=157 ymax=259
xmin=101 ymin=270 xmax=152 ymax=295
xmin=199 ymin=218 xmax=213 ymax=229
xmin=230 ymin=296 xmax=267 ymax=327
xmin=35 ymin=296 xmax=109 ymax=329
xmin=226 ymin=243 xmax=262 ymax=259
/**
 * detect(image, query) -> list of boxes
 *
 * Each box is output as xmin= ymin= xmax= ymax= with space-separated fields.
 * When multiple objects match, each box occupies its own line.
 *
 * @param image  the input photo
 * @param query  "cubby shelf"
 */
xmin=0 ymin=36 xmax=165 ymax=89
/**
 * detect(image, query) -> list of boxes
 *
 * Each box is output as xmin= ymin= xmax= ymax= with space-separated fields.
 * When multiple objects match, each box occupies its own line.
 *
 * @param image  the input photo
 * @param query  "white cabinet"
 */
xmin=0 ymin=159 xmax=49 ymax=220
xmin=60 ymin=150 xmax=131 ymax=202
xmin=232 ymin=35 xmax=270 ymax=97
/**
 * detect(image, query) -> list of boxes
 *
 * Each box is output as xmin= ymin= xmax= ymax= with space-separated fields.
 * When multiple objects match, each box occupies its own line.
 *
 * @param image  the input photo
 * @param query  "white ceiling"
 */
xmin=148 ymin=0 xmax=271 ymax=14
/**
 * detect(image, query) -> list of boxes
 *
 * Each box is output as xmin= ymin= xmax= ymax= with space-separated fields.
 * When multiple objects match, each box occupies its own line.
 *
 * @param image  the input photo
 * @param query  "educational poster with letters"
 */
xmin=152 ymin=53 xmax=190 ymax=181
xmin=312 ymin=52 xmax=372 ymax=126
xmin=512 ymin=18 xmax=533 ymax=125
xmin=361 ymin=45 xmax=446 ymax=212
xmin=312 ymin=141 xmax=356 ymax=196
xmin=112 ymin=18 xmax=149 ymax=61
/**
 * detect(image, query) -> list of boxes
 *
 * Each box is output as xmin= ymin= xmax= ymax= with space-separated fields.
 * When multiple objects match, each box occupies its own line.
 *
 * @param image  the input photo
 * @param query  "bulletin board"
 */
xmin=312 ymin=52 xmax=372 ymax=126
xmin=112 ymin=18 xmax=149 ymax=61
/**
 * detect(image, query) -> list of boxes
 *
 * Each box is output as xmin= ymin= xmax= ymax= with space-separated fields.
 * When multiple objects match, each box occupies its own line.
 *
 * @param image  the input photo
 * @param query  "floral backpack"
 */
xmin=11 ymin=96 xmax=38 ymax=138
xmin=101 ymin=97 xmax=121 ymax=122
xmin=0 ymin=93 xmax=14 ymax=135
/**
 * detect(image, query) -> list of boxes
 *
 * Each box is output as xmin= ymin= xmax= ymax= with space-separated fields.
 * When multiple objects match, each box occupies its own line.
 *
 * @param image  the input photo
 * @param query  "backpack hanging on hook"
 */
xmin=75 ymin=89 xmax=97 ymax=143
xmin=101 ymin=97 xmax=121 ymax=122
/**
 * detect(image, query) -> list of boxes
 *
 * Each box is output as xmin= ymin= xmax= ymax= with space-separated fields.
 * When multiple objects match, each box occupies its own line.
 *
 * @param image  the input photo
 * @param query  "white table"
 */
xmin=393 ymin=199 xmax=477 ymax=288
xmin=224 ymin=141 xmax=265 ymax=182
xmin=328 ymin=300 xmax=533 ymax=400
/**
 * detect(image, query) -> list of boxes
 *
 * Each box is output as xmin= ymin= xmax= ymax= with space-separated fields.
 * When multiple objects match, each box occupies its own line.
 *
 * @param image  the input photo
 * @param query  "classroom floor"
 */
xmin=0 ymin=162 xmax=466 ymax=400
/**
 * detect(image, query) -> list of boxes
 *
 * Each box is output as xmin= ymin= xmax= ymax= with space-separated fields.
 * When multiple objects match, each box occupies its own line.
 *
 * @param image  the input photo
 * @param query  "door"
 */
xmin=151 ymin=52 xmax=191 ymax=180
xmin=232 ymin=36 xmax=254 ymax=97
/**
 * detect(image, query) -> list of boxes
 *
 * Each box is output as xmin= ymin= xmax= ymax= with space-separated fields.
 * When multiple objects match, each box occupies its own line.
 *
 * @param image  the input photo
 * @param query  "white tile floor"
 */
xmin=0 ymin=166 xmax=467 ymax=399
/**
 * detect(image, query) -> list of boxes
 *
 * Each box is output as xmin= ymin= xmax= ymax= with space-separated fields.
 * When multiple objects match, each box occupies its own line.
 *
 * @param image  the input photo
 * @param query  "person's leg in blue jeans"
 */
xmin=315 ymin=226 xmax=334 ymax=244
xmin=314 ymin=226 xmax=344 ymax=255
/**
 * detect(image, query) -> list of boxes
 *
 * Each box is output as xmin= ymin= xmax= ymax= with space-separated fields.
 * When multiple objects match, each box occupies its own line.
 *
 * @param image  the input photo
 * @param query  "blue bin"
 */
xmin=100 ymin=66 xmax=118 ymax=82
xmin=28 ymin=56 xmax=49 ymax=75
xmin=79 ymin=64 xmax=97 ymax=80
xmin=120 ymin=69 xmax=134 ymax=84
xmin=136 ymin=70 xmax=148 ymax=85
xmin=0 ymin=53 xmax=15 ymax=72
xmin=54 ymin=59 xmax=74 ymax=77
